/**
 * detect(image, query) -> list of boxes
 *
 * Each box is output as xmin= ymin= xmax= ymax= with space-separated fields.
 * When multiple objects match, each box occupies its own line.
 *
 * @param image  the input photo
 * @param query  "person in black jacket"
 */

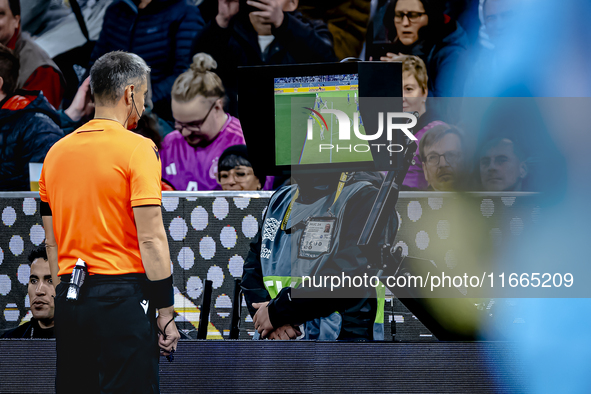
xmin=192 ymin=0 xmax=338 ymax=116
xmin=91 ymin=0 xmax=205 ymax=121
xmin=0 ymin=44 xmax=63 ymax=191
xmin=1 ymin=246 xmax=55 ymax=339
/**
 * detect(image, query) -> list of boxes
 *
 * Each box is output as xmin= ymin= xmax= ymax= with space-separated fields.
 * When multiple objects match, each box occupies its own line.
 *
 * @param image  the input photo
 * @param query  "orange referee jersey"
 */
xmin=39 ymin=119 xmax=162 ymax=276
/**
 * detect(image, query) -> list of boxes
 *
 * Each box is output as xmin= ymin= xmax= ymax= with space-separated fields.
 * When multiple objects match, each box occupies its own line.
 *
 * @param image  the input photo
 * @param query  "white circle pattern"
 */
xmin=220 ymin=226 xmax=237 ymax=249
xmin=2 ymin=206 xmax=16 ymax=226
xmin=162 ymin=197 xmax=180 ymax=212
xmin=207 ymin=265 xmax=224 ymax=289
xmin=415 ymin=231 xmax=430 ymax=250
xmin=178 ymin=247 xmax=195 ymax=270
xmin=199 ymin=236 xmax=216 ymax=260
xmin=241 ymin=215 xmax=258 ymax=238
xmin=169 ymin=217 xmax=188 ymax=241
xmin=9 ymin=235 xmax=23 ymax=256
xmin=233 ymin=197 xmax=250 ymax=210
xmin=23 ymin=198 xmax=36 ymax=215
xmin=0 ymin=275 xmax=11 ymax=295
xmin=30 ymin=224 xmax=45 ymax=246
xmin=213 ymin=197 xmax=229 ymax=220
xmin=228 ymin=255 xmax=244 ymax=278
xmin=480 ymin=199 xmax=494 ymax=218
xmin=186 ymin=276 xmax=203 ymax=299
xmin=191 ymin=206 xmax=208 ymax=231
xmin=17 ymin=264 xmax=30 ymax=286
xmin=215 ymin=294 xmax=232 ymax=318
xmin=437 ymin=220 xmax=450 ymax=240
xmin=4 ymin=304 xmax=18 ymax=322
xmin=407 ymin=201 xmax=422 ymax=222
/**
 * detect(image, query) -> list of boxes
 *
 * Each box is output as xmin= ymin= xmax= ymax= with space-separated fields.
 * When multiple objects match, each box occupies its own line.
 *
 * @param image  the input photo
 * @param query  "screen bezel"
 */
xmin=237 ymin=62 xmax=402 ymax=176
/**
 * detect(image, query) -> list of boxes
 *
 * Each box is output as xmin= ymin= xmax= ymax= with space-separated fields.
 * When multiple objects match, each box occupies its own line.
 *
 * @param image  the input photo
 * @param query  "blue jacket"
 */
xmin=425 ymin=20 xmax=469 ymax=98
xmin=0 ymin=91 xmax=63 ymax=191
xmin=91 ymin=0 xmax=204 ymax=117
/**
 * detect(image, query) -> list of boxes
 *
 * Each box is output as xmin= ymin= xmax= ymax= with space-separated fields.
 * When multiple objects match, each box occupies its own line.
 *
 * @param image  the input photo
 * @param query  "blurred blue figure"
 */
xmin=474 ymin=1 xmax=591 ymax=392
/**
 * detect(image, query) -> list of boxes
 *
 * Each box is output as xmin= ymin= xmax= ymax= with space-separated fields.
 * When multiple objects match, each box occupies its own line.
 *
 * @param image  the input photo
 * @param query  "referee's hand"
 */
xmin=157 ymin=306 xmax=180 ymax=357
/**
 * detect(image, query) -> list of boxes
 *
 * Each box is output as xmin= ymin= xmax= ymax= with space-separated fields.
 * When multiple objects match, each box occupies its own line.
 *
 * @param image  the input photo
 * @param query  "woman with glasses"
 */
xmin=160 ymin=53 xmax=245 ymax=191
xmin=379 ymin=0 xmax=469 ymax=98
xmin=217 ymin=145 xmax=267 ymax=191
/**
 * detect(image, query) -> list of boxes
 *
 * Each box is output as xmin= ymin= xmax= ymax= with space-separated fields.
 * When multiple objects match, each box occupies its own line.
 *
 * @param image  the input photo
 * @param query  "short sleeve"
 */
xmin=129 ymin=138 xmax=162 ymax=207
xmin=39 ymin=162 xmax=48 ymax=203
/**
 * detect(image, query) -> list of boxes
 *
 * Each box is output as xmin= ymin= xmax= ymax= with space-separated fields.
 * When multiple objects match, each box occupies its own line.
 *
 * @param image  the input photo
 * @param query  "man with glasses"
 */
xmin=418 ymin=124 xmax=466 ymax=191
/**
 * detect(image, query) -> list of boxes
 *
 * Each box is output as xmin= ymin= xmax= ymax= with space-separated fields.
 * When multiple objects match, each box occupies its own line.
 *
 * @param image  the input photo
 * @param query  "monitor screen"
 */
xmin=238 ymin=62 xmax=402 ymax=175
xmin=273 ymin=74 xmax=375 ymax=166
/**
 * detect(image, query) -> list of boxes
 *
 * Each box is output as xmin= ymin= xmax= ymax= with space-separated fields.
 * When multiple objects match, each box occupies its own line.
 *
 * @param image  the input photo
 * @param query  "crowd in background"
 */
xmin=0 ymin=0 xmax=550 ymax=193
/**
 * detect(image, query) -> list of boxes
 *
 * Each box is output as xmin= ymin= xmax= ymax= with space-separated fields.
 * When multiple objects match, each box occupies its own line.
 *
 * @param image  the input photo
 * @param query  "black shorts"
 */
xmin=54 ymin=274 xmax=160 ymax=394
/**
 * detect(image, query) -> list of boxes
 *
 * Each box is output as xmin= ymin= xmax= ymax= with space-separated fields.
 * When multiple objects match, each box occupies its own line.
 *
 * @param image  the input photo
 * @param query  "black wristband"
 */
xmin=40 ymin=201 xmax=52 ymax=216
xmin=149 ymin=275 xmax=174 ymax=309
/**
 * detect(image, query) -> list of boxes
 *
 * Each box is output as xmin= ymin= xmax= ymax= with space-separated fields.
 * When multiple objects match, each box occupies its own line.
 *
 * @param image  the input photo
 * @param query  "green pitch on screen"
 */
xmin=274 ymin=91 xmax=373 ymax=166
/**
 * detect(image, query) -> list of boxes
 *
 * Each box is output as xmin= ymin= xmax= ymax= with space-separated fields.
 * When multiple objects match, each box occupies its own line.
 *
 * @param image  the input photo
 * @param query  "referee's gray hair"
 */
xmin=90 ymin=51 xmax=151 ymax=106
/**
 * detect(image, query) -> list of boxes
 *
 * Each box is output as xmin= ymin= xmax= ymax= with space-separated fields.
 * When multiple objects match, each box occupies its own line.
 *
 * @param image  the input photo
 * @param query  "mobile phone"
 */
xmin=369 ymin=43 xmax=399 ymax=60
xmin=240 ymin=0 xmax=260 ymax=15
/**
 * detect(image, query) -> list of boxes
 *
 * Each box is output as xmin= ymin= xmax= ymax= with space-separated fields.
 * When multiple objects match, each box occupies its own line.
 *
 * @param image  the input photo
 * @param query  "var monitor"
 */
xmin=238 ymin=62 xmax=404 ymax=175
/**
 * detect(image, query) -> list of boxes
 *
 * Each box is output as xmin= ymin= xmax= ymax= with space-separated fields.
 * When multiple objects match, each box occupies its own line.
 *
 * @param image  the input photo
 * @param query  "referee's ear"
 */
xmin=124 ymin=85 xmax=134 ymax=105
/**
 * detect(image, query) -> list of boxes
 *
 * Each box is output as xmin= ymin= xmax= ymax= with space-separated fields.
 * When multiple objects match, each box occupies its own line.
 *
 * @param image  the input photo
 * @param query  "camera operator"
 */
xmin=40 ymin=51 xmax=180 ymax=394
xmin=242 ymin=172 xmax=386 ymax=340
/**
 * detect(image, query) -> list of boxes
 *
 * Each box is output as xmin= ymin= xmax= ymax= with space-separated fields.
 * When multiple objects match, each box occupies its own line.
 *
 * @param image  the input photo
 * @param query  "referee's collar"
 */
xmin=76 ymin=118 xmax=126 ymax=133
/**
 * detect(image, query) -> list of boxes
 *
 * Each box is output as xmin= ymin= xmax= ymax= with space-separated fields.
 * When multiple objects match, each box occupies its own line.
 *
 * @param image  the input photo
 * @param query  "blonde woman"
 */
xmin=160 ymin=53 xmax=245 ymax=191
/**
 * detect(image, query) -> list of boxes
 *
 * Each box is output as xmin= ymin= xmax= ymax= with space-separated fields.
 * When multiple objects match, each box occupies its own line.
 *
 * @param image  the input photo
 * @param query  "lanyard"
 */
xmin=281 ymin=172 xmax=349 ymax=230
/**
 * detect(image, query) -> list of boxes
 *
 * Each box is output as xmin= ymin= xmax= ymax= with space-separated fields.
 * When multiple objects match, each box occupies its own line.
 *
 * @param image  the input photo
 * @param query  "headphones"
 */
xmin=124 ymin=88 xmax=141 ymax=128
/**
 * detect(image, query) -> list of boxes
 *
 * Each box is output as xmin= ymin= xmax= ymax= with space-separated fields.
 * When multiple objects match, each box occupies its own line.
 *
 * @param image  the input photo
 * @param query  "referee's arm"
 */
xmin=134 ymin=205 xmax=180 ymax=354
xmin=41 ymin=215 xmax=60 ymax=288
xmin=134 ymin=205 xmax=172 ymax=281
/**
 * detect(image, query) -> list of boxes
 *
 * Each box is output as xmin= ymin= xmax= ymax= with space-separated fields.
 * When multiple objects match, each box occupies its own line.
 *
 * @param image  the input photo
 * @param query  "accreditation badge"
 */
xmin=298 ymin=217 xmax=337 ymax=259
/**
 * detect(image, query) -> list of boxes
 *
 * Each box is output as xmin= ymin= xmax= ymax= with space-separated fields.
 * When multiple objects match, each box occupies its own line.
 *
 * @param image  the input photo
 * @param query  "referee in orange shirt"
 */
xmin=40 ymin=51 xmax=180 ymax=394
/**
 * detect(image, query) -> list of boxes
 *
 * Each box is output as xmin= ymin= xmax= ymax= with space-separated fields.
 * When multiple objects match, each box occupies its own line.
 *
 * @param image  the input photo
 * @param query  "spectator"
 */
xmin=477 ymin=99 xmax=565 ymax=201
xmin=298 ymin=0 xmax=372 ymax=59
xmin=91 ymin=0 xmax=205 ymax=120
xmin=464 ymin=0 xmax=519 ymax=96
xmin=1 ymin=246 xmax=55 ymax=338
xmin=399 ymin=55 xmax=446 ymax=190
xmin=478 ymin=137 xmax=528 ymax=192
xmin=133 ymin=112 xmax=176 ymax=191
xmin=218 ymin=145 xmax=273 ymax=191
xmin=379 ymin=0 xmax=469 ymax=97
xmin=161 ymin=53 xmax=245 ymax=191
xmin=480 ymin=0 xmax=515 ymax=46
xmin=191 ymin=0 xmax=337 ymax=116
xmin=60 ymin=76 xmax=95 ymax=135
xmin=0 ymin=44 xmax=63 ymax=191
xmin=0 ymin=0 xmax=65 ymax=108
xmin=419 ymin=124 xmax=466 ymax=191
